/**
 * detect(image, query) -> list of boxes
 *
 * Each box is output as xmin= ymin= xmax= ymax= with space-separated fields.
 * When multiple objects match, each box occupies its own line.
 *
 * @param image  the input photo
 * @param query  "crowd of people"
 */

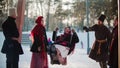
xmin=0 ymin=7 xmax=118 ymax=68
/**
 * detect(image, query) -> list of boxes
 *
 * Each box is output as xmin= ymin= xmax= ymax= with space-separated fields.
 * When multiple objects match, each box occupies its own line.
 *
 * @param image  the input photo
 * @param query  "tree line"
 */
xmin=0 ymin=0 xmax=118 ymax=31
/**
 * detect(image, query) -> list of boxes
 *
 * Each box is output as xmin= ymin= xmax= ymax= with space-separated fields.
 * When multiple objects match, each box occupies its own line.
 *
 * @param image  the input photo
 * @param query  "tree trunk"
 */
xmin=46 ymin=0 xmax=51 ymax=31
xmin=9 ymin=0 xmax=13 ymax=7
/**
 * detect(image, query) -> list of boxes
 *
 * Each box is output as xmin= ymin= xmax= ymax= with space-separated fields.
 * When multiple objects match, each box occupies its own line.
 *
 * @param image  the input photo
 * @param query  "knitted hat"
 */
xmin=9 ymin=7 xmax=17 ymax=17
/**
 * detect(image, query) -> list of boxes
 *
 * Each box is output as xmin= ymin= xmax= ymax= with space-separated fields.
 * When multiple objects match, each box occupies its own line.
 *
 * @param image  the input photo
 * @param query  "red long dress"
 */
xmin=30 ymin=16 xmax=48 ymax=68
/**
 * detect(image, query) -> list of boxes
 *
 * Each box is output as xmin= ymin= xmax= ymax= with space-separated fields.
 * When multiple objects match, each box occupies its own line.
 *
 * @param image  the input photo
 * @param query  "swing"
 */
xmin=49 ymin=44 xmax=69 ymax=65
xmin=49 ymin=33 xmax=73 ymax=65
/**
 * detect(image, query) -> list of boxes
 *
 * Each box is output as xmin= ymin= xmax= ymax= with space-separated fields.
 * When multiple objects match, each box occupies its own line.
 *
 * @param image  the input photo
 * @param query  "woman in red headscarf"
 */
xmin=30 ymin=16 xmax=48 ymax=68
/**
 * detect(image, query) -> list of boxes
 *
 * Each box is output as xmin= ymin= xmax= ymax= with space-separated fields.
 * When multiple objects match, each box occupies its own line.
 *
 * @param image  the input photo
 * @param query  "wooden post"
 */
xmin=16 ymin=0 xmax=26 ymax=43
xmin=118 ymin=0 xmax=120 ymax=68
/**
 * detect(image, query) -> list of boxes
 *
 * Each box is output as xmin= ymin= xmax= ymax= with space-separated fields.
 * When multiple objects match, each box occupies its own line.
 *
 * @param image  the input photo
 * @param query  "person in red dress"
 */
xmin=30 ymin=16 xmax=48 ymax=68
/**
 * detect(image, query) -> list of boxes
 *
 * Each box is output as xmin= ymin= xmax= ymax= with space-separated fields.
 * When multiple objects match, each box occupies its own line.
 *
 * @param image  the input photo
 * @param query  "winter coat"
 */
xmin=108 ymin=25 xmax=118 ymax=68
xmin=1 ymin=16 xmax=23 ymax=55
xmin=30 ymin=24 xmax=48 ymax=53
xmin=83 ymin=24 xmax=111 ymax=62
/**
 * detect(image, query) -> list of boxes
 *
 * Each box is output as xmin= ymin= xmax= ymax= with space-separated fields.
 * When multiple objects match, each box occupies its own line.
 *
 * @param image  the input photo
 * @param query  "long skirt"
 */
xmin=30 ymin=52 xmax=48 ymax=68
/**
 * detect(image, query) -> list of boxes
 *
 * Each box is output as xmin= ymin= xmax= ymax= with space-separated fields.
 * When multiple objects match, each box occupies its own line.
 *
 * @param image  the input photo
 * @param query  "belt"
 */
xmin=96 ymin=39 xmax=107 ymax=43
xmin=91 ymin=39 xmax=107 ymax=55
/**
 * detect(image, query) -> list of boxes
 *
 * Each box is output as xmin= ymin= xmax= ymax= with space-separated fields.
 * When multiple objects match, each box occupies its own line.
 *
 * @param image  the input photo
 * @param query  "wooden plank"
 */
xmin=16 ymin=0 xmax=26 ymax=43
xmin=118 ymin=0 xmax=120 ymax=68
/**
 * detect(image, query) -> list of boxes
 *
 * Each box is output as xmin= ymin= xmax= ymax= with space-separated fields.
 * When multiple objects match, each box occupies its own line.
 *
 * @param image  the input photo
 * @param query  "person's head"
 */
xmin=98 ymin=14 xmax=106 ymax=24
xmin=64 ymin=26 xmax=71 ymax=34
xmin=8 ymin=7 xmax=17 ymax=18
xmin=35 ymin=16 xmax=44 ymax=25
xmin=113 ymin=17 xmax=118 ymax=27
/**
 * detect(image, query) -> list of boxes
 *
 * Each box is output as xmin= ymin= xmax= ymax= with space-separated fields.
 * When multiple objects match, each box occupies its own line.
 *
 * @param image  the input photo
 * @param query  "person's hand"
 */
xmin=12 ymin=37 xmax=19 ymax=41
xmin=54 ymin=27 xmax=59 ymax=32
xmin=38 ymin=46 xmax=41 ymax=52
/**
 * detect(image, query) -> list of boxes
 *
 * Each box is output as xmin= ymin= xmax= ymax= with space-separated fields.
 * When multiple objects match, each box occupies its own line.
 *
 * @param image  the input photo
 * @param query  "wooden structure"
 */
xmin=15 ymin=0 xmax=120 ymax=67
xmin=118 ymin=0 xmax=120 ymax=68
xmin=16 ymin=0 xmax=26 ymax=43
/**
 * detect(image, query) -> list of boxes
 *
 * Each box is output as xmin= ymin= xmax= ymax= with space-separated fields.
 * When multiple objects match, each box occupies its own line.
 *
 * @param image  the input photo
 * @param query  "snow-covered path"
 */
xmin=0 ymin=32 xmax=101 ymax=68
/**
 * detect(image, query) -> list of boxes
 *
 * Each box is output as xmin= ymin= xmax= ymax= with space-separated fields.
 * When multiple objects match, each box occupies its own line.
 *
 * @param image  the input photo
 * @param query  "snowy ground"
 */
xmin=0 ymin=31 xmax=102 ymax=68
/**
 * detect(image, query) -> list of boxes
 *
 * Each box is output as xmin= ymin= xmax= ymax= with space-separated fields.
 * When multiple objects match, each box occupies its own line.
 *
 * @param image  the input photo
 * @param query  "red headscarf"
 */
xmin=35 ymin=16 xmax=43 ymax=24
xmin=31 ymin=16 xmax=44 ymax=36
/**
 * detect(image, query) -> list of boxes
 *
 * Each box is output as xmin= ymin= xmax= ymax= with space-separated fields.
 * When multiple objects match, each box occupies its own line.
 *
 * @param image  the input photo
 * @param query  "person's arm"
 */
xmin=52 ymin=32 xmax=62 ymax=44
xmin=71 ymin=29 xmax=79 ymax=43
xmin=83 ymin=24 xmax=97 ymax=32
xmin=11 ymin=21 xmax=19 ymax=38
xmin=30 ymin=32 xmax=34 ymax=44
xmin=52 ymin=31 xmax=57 ymax=41
xmin=43 ymin=28 xmax=49 ymax=46
xmin=52 ymin=27 xmax=59 ymax=41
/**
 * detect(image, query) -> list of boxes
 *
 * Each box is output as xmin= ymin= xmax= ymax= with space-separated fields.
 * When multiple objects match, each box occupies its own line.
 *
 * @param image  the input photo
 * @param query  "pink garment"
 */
xmin=30 ymin=52 xmax=48 ymax=68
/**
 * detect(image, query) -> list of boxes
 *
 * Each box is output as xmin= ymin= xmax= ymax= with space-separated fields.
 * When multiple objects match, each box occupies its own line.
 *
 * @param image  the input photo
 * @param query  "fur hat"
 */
xmin=98 ymin=14 xmax=106 ymax=22
xmin=8 ymin=7 xmax=17 ymax=17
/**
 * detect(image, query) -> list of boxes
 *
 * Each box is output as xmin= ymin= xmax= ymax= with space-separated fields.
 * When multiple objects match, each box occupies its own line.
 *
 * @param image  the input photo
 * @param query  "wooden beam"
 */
xmin=16 ymin=0 xmax=26 ymax=43
xmin=118 ymin=0 xmax=120 ymax=68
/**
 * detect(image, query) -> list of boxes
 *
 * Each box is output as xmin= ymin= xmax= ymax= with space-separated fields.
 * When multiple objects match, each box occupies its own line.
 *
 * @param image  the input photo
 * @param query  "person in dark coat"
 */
xmin=30 ymin=16 xmax=48 ymax=68
xmin=83 ymin=14 xmax=111 ymax=68
xmin=1 ymin=8 xmax=23 ymax=68
xmin=108 ymin=17 xmax=118 ymax=68
xmin=51 ymin=27 xmax=79 ymax=65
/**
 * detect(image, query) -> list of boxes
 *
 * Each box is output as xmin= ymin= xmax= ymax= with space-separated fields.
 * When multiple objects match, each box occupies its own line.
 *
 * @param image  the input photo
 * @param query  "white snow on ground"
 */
xmin=0 ymin=31 xmax=101 ymax=68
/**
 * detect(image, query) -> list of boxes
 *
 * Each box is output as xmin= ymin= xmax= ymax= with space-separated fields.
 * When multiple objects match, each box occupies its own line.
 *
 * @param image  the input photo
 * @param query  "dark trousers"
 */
xmin=109 ymin=61 xmax=118 ymax=68
xmin=99 ymin=61 xmax=107 ymax=68
xmin=109 ymin=66 xmax=118 ymax=68
xmin=6 ymin=52 xmax=19 ymax=68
